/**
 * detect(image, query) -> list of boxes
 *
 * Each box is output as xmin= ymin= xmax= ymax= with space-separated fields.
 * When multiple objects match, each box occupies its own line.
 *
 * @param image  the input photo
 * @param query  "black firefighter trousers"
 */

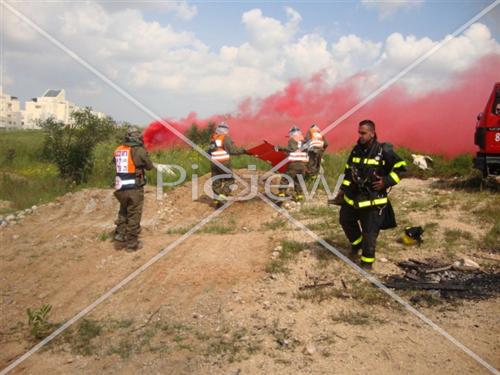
xmin=339 ymin=203 xmax=384 ymax=264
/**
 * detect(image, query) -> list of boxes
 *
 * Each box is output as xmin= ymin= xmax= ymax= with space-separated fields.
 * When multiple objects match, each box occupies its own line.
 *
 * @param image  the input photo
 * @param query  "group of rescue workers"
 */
xmin=111 ymin=119 xmax=407 ymax=270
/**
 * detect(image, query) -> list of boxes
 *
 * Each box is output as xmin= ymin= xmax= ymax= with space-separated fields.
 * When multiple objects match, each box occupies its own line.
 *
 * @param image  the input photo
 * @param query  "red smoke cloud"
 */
xmin=144 ymin=54 xmax=500 ymax=156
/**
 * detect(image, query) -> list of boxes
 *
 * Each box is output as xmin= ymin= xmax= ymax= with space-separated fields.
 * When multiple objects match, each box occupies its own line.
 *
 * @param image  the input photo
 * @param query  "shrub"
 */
xmin=185 ymin=122 xmax=216 ymax=145
xmin=40 ymin=108 xmax=115 ymax=184
xmin=27 ymin=304 xmax=54 ymax=339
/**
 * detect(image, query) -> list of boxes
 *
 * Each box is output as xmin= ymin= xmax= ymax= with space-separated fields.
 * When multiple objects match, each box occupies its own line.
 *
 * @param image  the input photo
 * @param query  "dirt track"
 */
xmin=0 ymin=174 xmax=498 ymax=374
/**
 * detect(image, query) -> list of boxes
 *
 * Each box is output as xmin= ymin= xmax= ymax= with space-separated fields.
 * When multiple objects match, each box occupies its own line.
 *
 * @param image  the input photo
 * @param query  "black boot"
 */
xmin=360 ymin=261 xmax=373 ymax=271
xmin=348 ymin=250 xmax=359 ymax=261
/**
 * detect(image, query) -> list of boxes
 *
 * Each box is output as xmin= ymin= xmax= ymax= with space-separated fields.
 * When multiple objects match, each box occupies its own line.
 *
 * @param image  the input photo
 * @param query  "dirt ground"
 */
xmin=0 ymin=173 xmax=498 ymax=374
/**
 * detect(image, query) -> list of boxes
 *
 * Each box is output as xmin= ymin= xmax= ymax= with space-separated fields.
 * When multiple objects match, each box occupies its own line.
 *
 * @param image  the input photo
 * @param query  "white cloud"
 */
xmin=332 ymin=34 xmax=382 ymax=76
xmin=361 ymin=0 xmax=424 ymax=19
xmin=3 ymin=2 xmax=499 ymax=122
xmin=60 ymin=2 xmax=109 ymax=36
xmin=97 ymin=0 xmax=197 ymax=20
xmin=242 ymin=7 xmax=301 ymax=49
xmin=285 ymin=34 xmax=335 ymax=79
xmin=377 ymin=22 xmax=500 ymax=93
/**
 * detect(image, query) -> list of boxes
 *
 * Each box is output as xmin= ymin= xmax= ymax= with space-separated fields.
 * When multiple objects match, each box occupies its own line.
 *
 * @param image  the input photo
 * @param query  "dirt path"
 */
xmin=0 ymin=176 xmax=498 ymax=374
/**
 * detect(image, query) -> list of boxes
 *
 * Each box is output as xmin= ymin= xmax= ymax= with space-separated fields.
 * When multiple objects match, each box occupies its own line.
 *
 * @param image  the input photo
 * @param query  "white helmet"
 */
xmin=289 ymin=125 xmax=301 ymax=135
xmin=216 ymin=121 xmax=229 ymax=135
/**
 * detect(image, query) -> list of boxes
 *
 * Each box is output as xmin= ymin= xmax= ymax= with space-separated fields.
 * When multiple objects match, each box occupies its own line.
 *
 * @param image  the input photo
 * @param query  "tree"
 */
xmin=185 ymin=122 xmax=216 ymax=145
xmin=40 ymin=108 xmax=115 ymax=184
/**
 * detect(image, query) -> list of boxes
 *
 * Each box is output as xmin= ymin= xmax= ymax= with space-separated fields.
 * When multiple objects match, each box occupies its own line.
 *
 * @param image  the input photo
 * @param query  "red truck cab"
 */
xmin=474 ymin=82 xmax=500 ymax=177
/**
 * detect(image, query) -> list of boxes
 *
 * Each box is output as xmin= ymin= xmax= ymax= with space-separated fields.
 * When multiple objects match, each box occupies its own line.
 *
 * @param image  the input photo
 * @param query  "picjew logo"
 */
xmin=155 ymin=163 xmax=338 ymax=202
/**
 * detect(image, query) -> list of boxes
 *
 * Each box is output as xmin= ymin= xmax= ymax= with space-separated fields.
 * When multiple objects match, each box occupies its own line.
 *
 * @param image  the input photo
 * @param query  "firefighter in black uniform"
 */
xmin=333 ymin=119 xmax=407 ymax=270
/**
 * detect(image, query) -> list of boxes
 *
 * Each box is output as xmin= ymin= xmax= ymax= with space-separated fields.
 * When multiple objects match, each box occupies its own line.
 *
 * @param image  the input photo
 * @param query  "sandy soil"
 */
xmin=0 ymin=174 xmax=498 ymax=374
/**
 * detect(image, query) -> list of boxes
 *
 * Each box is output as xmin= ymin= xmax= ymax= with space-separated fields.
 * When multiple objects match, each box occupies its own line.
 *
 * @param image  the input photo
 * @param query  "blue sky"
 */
xmin=150 ymin=1 xmax=499 ymax=46
xmin=2 ymin=1 xmax=500 ymax=124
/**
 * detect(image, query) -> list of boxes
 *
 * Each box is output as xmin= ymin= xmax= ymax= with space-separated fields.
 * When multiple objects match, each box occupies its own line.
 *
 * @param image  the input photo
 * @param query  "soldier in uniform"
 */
xmin=305 ymin=124 xmax=328 ymax=179
xmin=333 ymin=120 xmax=406 ymax=269
xmin=113 ymin=127 xmax=154 ymax=251
xmin=207 ymin=122 xmax=248 ymax=205
xmin=276 ymin=126 xmax=309 ymax=202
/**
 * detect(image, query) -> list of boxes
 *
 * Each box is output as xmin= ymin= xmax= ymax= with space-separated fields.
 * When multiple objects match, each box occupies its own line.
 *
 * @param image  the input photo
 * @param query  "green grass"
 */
xmin=305 ymin=219 xmax=337 ymax=232
xmin=0 ymin=129 xmax=488 ymax=214
xmin=71 ymin=319 xmax=103 ymax=356
xmin=201 ymin=223 xmax=234 ymax=234
xmin=268 ymin=319 xmax=299 ymax=350
xmin=443 ymin=229 xmax=473 ymax=244
xmin=330 ymin=311 xmax=386 ymax=326
xmin=166 ymin=224 xmax=194 ymax=235
xmin=395 ymin=147 xmax=474 ymax=178
xmin=166 ymin=218 xmax=235 ymax=235
xmin=321 ymin=150 xmax=350 ymax=188
xmin=296 ymin=205 xmax=335 ymax=218
xmin=296 ymin=286 xmax=345 ymax=303
xmin=472 ymin=199 xmax=500 ymax=224
xmin=98 ymin=232 xmax=110 ymax=241
xmin=296 ymin=277 xmax=395 ymax=307
xmin=205 ymin=327 xmax=261 ymax=362
xmin=424 ymin=222 xmax=439 ymax=233
xmin=262 ymin=218 xmax=288 ymax=230
xmin=265 ymin=239 xmax=308 ymax=274
xmin=484 ymin=222 xmax=500 ymax=252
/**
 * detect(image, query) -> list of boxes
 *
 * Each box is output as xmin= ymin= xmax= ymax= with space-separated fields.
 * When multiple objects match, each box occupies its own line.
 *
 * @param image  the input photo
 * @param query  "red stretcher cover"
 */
xmin=247 ymin=141 xmax=288 ymax=173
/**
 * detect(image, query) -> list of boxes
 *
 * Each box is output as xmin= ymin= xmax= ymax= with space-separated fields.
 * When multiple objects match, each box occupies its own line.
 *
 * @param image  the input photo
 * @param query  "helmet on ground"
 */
xmin=216 ymin=121 xmax=229 ymax=135
xmin=402 ymin=226 xmax=424 ymax=246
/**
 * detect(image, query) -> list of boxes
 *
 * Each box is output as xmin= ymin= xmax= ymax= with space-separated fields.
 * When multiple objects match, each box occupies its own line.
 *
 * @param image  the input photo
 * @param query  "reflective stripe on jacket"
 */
xmin=308 ymin=129 xmax=325 ymax=149
xmin=114 ymin=145 xmax=138 ymax=190
xmin=341 ymin=141 xmax=407 ymax=208
xmin=289 ymin=138 xmax=309 ymax=162
xmin=343 ymin=194 xmax=388 ymax=208
xmin=210 ymin=134 xmax=230 ymax=162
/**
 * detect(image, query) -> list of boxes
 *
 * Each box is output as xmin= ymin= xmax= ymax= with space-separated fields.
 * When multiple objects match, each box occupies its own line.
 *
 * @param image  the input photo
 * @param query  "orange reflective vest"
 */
xmin=210 ymin=134 xmax=230 ymax=162
xmin=114 ymin=145 xmax=137 ymax=190
xmin=308 ymin=129 xmax=325 ymax=149
xmin=288 ymin=133 xmax=309 ymax=162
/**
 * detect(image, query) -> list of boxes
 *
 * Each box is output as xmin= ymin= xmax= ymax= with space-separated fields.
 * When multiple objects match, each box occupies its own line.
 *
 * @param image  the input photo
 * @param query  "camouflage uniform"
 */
xmin=305 ymin=129 xmax=328 ymax=177
xmin=113 ymin=132 xmax=153 ymax=250
xmin=208 ymin=135 xmax=246 ymax=198
xmin=277 ymin=138 xmax=308 ymax=200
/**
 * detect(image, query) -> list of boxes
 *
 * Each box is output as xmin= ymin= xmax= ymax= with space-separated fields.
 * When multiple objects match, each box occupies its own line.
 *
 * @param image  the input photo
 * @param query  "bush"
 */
xmin=185 ymin=122 xmax=216 ymax=145
xmin=40 ymin=108 xmax=115 ymax=184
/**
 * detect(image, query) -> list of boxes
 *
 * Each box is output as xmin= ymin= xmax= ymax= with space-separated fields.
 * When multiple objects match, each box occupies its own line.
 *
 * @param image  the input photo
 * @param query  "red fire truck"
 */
xmin=474 ymin=82 xmax=500 ymax=177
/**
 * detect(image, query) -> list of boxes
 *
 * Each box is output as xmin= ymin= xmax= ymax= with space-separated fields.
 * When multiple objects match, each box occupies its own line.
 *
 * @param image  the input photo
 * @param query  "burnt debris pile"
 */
xmin=384 ymin=258 xmax=500 ymax=300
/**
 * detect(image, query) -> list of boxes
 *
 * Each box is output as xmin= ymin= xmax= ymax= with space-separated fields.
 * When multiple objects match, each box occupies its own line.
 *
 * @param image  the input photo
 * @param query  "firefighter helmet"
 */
xmin=402 ymin=226 xmax=424 ymax=246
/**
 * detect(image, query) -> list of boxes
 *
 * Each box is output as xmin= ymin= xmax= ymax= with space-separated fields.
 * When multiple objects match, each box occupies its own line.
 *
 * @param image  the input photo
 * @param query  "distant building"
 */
xmin=1 ymin=88 xmax=106 ymax=129
xmin=23 ymin=89 xmax=76 ymax=129
xmin=0 ymin=87 xmax=24 ymax=129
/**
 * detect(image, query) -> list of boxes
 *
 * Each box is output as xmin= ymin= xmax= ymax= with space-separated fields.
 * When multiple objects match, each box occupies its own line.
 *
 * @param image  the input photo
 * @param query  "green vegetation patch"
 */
xmin=266 ymin=239 xmax=308 ymax=274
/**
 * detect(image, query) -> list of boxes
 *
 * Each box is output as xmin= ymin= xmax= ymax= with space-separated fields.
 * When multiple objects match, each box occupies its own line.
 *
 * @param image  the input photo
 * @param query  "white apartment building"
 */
xmin=0 ymin=87 xmax=24 ymax=129
xmin=23 ymin=89 xmax=77 ymax=129
xmin=1 ymin=88 xmax=106 ymax=129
